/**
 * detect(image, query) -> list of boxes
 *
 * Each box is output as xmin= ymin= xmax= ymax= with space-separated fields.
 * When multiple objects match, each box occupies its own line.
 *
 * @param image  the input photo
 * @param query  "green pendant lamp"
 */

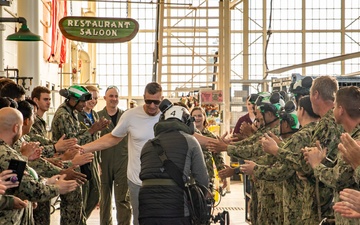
xmin=0 ymin=17 xmax=42 ymax=41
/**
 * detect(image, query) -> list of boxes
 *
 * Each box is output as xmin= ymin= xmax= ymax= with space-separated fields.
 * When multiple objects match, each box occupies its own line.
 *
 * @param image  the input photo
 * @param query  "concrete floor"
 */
xmin=50 ymin=181 xmax=247 ymax=225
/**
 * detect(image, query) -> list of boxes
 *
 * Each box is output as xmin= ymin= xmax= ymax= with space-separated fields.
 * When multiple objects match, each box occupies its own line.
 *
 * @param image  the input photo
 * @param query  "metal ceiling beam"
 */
xmin=266 ymin=51 xmax=360 ymax=74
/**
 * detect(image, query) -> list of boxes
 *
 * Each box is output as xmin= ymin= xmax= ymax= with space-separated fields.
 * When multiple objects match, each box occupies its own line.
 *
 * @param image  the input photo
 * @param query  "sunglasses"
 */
xmin=145 ymin=99 xmax=161 ymax=105
xmin=105 ymin=85 xmax=119 ymax=93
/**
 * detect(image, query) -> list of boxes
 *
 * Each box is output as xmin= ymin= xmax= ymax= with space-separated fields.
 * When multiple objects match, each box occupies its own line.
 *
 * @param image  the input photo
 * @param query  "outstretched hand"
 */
xmin=240 ymin=160 xmax=256 ymax=175
xmin=54 ymin=134 xmax=77 ymax=153
xmin=60 ymin=166 xmax=87 ymax=184
xmin=206 ymin=137 xmax=228 ymax=153
xmin=53 ymin=174 xmax=79 ymax=195
xmin=220 ymin=129 xmax=237 ymax=144
xmin=218 ymin=165 xmax=235 ymax=179
xmin=240 ymin=122 xmax=255 ymax=138
xmin=71 ymin=152 xmax=94 ymax=166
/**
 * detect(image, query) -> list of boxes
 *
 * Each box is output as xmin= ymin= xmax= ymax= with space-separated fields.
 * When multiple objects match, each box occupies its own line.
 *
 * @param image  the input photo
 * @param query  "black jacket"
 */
xmin=139 ymin=119 xmax=208 ymax=219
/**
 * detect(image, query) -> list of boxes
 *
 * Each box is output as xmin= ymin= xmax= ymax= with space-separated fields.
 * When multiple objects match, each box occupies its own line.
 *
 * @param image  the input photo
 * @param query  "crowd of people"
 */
xmin=207 ymin=75 xmax=360 ymax=225
xmin=0 ymin=76 xmax=360 ymax=225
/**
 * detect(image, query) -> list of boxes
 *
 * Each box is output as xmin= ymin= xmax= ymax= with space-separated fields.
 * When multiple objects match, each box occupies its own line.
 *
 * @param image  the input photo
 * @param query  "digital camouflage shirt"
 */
xmin=51 ymin=102 xmax=93 ymax=145
xmin=28 ymin=115 xmax=56 ymax=158
xmin=313 ymin=125 xmax=360 ymax=225
xmin=0 ymin=139 xmax=59 ymax=225
xmin=197 ymin=128 xmax=225 ymax=180
xmin=254 ymin=122 xmax=317 ymax=225
xmin=228 ymin=125 xmax=280 ymax=160
xmin=355 ymin=166 xmax=360 ymax=185
xmin=13 ymin=135 xmax=62 ymax=178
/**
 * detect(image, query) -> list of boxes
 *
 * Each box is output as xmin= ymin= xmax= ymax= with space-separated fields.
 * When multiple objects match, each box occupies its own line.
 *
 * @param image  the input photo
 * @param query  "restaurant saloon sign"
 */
xmin=59 ymin=16 xmax=139 ymax=43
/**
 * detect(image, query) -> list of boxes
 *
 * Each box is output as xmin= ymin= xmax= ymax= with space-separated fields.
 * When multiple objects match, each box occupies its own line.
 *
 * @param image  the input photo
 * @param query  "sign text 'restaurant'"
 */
xmin=59 ymin=16 xmax=139 ymax=43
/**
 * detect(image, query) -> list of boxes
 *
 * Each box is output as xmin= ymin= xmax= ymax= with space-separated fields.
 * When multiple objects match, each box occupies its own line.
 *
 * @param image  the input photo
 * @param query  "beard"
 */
xmin=12 ymin=132 xmax=21 ymax=146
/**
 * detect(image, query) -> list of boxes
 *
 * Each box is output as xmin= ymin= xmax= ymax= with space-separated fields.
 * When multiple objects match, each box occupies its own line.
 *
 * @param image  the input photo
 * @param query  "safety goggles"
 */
xmin=79 ymin=92 xmax=92 ymax=101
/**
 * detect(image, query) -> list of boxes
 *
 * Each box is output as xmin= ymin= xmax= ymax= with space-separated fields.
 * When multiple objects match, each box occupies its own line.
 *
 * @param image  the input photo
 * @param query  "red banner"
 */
xmin=47 ymin=0 xmax=67 ymax=67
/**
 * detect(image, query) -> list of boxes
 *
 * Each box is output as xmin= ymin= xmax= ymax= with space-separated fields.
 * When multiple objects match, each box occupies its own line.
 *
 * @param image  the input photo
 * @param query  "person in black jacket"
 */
xmin=139 ymin=100 xmax=209 ymax=225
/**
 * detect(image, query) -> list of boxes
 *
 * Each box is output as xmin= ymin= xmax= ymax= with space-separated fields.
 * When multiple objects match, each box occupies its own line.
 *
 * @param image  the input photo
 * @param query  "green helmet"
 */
xmin=60 ymin=85 xmax=92 ymax=101
xmin=279 ymin=100 xmax=300 ymax=130
xmin=256 ymin=92 xmax=283 ymax=117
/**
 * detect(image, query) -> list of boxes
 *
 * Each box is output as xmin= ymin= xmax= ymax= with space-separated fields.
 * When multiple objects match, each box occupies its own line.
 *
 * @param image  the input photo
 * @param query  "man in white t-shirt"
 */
xmin=81 ymin=82 xmax=163 ymax=225
xmin=81 ymin=82 xmax=217 ymax=225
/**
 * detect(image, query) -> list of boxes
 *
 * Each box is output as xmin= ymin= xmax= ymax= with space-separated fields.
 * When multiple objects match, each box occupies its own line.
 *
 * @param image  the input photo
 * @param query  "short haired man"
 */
xmin=0 ymin=77 xmax=15 ymax=92
xmin=81 ymin=82 xmax=218 ymax=225
xmin=304 ymin=85 xmax=360 ymax=224
xmin=30 ymin=86 xmax=77 ymax=158
xmin=0 ymin=107 xmax=78 ymax=225
xmin=82 ymin=82 xmax=163 ymax=225
xmin=265 ymin=76 xmax=340 ymax=223
xmin=0 ymin=82 xmax=26 ymax=101
xmin=97 ymin=86 xmax=131 ymax=225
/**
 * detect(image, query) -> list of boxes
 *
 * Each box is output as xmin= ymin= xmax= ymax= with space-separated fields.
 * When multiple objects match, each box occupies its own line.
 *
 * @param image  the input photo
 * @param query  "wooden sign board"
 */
xmin=59 ymin=16 xmax=139 ymax=43
xmin=200 ymin=90 xmax=223 ymax=104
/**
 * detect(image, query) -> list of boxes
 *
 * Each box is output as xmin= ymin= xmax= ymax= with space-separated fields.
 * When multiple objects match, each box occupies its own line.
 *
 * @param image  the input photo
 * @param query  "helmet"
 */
xmin=290 ymin=76 xmax=313 ymax=96
xmin=256 ymin=92 xmax=283 ymax=117
xmin=159 ymin=99 xmax=194 ymax=126
xmin=255 ymin=92 xmax=271 ymax=106
xmin=248 ymin=94 xmax=259 ymax=104
xmin=163 ymin=105 xmax=194 ymax=126
xmin=60 ymin=85 xmax=92 ymax=101
xmin=159 ymin=99 xmax=173 ymax=114
xmin=279 ymin=100 xmax=299 ymax=130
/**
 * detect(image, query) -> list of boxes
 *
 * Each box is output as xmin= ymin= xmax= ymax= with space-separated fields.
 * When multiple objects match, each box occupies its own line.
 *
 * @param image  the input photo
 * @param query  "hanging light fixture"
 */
xmin=0 ymin=17 xmax=42 ymax=41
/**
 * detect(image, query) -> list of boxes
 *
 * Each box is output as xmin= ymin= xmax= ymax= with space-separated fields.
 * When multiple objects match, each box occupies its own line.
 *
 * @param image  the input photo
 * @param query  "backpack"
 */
xmin=151 ymin=138 xmax=212 ymax=225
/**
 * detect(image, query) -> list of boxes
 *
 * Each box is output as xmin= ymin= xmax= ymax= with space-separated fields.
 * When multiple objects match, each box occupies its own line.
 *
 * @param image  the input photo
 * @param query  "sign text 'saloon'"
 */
xmin=67 ymin=19 xmax=132 ymax=36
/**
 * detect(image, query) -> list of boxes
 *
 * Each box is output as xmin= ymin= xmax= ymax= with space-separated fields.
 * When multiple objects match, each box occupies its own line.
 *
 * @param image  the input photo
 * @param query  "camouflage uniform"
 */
xmin=313 ymin=126 xmax=360 ymax=225
xmin=253 ymin=122 xmax=317 ymax=225
xmin=28 ymin=115 xmax=67 ymax=170
xmin=0 ymin=195 xmax=15 ymax=210
xmin=277 ymin=111 xmax=342 ymax=224
xmin=355 ymin=166 xmax=360 ymax=185
xmin=98 ymin=107 xmax=131 ymax=225
xmin=78 ymin=110 xmax=101 ymax=219
xmin=197 ymin=128 xmax=225 ymax=183
xmin=253 ymin=137 xmax=288 ymax=225
xmin=28 ymin=115 xmax=56 ymax=158
xmin=227 ymin=127 xmax=265 ymax=225
xmin=28 ymin=115 xmax=70 ymax=225
xmin=13 ymin=135 xmax=63 ymax=225
xmin=228 ymin=125 xmax=281 ymax=225
xmin=227 ymin=126 xmax=268 ymax=225
xmin=0 ymin=139 xmax=59 ymax=225
xmin=51 ymin=102 xmax=94 ymax=225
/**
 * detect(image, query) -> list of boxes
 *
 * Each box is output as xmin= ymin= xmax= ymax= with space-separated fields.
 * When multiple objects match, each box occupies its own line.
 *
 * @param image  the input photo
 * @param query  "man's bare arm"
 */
xmin=82 ymin=133 xmax=123 ymax=153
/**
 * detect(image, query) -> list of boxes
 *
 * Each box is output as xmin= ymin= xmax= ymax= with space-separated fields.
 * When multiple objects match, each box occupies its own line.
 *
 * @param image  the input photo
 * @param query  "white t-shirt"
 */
xmin=111 ymin=105 xmax=161 ymax=185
